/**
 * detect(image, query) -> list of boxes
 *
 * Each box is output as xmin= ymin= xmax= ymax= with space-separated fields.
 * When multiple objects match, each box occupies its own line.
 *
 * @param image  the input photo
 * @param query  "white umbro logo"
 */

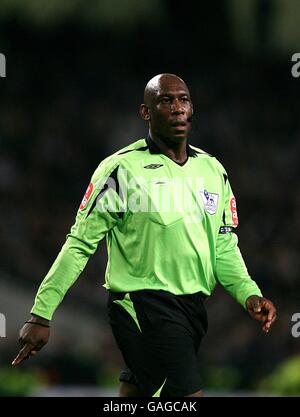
xmin=144 ymin=164 xmax=164 ymax=169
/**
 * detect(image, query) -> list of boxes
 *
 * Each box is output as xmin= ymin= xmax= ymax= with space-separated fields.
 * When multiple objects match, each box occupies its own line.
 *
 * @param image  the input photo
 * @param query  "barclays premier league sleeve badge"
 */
xmin=200 ymin=189 xmax=219 ymax=215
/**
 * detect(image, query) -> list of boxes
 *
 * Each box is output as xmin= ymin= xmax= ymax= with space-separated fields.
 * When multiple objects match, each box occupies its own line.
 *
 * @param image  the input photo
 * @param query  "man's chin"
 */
xmin=154 ymin=130 xmax=189 ymax=145
xmin=170 ymin=126 xmax=191 ymax=142
xmin=170 ymin=133 xmax=188 ymax=142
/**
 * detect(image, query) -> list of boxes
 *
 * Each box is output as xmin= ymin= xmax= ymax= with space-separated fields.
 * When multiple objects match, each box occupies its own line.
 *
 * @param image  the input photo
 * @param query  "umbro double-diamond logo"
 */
xmin=143 ymin=164 xmax=164 ymax=169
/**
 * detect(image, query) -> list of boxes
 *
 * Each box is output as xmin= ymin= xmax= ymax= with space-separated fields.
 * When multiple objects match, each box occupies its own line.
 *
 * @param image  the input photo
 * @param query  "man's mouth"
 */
xmin=171 ymin=121 xmax=187 ymax=127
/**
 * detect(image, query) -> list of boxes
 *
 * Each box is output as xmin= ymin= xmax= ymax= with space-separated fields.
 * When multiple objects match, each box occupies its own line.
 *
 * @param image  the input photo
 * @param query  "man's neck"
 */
xmin=149 ymin=134 xmax=188 ymax=164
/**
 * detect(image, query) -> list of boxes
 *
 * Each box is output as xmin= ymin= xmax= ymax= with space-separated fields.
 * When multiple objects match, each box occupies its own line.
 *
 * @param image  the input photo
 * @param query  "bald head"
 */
xmin=144 ymin=73 xmax=189 ymax=106
xmin=140 ymin=73 xmax=193 ymax=144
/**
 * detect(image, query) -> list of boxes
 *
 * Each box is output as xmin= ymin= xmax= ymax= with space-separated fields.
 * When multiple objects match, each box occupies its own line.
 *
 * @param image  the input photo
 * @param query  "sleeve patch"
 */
xmin=230 ymin=197 xmax=239 ymax=226
xmin=80 ymin=183 xmax=94 ymax=209
xmin=219 ymin=226 xmax=237 ymax=234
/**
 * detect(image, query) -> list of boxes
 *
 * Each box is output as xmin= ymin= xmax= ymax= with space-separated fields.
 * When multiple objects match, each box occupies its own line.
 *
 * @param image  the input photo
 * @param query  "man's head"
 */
xmin=140 ymin=73 xmax=193 ymax=144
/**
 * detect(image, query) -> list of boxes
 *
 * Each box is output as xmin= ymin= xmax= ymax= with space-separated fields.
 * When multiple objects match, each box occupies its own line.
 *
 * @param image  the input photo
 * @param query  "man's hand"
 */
xmin=11 ymin=315 xmax=50 ymax=366
xmin=246 ymin=295 xmax=277 ymax=333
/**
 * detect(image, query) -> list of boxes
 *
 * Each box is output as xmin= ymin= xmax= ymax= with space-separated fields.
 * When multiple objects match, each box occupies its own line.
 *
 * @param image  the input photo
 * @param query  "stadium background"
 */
xmin=0 ymin=0 xmax=299 ymax=396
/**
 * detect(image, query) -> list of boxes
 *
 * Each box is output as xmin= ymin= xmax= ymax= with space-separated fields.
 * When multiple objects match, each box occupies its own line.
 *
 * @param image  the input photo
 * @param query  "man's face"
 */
xmin=144 ymin=77 xmax=193 ymax=143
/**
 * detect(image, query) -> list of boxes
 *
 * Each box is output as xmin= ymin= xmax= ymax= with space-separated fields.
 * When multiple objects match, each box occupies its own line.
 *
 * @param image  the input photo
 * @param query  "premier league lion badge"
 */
xmin=200 ymin=189 xmax=219 ymax=215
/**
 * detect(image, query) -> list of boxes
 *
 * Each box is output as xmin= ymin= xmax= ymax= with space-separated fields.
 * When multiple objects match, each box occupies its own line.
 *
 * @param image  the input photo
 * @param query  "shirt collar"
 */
xmin=146 ymin=136 xmax=198 ymax=158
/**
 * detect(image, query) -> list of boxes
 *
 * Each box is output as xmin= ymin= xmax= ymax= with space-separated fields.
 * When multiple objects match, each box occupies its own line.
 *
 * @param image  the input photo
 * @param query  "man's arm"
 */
xmin=31 ymin=164 xmax=123 ymax=320
xmin=215 ymin=174 xmax=276 ymax=332
xmin=12 ymin=161 xmax=124 ymax=365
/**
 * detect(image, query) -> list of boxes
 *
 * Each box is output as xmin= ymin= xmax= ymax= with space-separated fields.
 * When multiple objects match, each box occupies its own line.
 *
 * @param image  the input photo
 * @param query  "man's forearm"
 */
xmin=216 ymin=232 xmax=262 ymax=307
xmin=31 ymin=235 xmax=93 ymax=320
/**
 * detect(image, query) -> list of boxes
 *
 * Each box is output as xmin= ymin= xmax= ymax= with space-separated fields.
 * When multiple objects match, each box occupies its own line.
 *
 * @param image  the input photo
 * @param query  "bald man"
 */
xmin=13 ymin=74 xmax=276 ymax=397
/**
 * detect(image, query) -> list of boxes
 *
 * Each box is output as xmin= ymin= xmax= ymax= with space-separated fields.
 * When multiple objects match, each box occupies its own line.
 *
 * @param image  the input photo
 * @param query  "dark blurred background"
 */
xmin=1 ymin=0 xmax=300 ymax=396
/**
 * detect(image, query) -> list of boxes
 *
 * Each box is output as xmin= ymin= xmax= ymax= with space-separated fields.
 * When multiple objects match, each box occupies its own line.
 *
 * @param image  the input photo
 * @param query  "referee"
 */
xmin=12 ymin=74 xmax=276 ymax=397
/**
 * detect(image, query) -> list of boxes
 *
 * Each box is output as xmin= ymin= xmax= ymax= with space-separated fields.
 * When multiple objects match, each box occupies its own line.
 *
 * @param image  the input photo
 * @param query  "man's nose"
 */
xmin=172 ymin=99 xmax=184 ymax=113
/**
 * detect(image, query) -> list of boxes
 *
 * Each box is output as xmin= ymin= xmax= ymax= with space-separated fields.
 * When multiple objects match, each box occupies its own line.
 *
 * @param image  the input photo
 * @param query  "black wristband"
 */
xmin=24 ymin=321 xmax=50 ymax=328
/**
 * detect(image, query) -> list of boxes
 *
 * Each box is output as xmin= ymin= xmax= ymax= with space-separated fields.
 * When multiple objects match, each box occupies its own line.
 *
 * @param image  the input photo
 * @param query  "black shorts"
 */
xmin=107 ymin=289 xmax=208 ymax=397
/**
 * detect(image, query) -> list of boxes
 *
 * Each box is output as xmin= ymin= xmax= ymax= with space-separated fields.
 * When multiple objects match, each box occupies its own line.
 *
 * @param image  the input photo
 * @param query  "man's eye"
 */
xmin=160 ymin=98 xmax=170 ymax=103
xmin=181 ymin=97 xmax=189 ymax=102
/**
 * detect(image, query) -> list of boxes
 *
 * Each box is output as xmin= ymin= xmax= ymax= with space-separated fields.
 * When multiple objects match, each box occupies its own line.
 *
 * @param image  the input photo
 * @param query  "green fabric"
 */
xmin=31 ymin=138 xmax=262 ymax=320
xmin=113 ymin=293 xmax=141 ymax=332
xmin=153 ymin=378 xmax=167 ymax=397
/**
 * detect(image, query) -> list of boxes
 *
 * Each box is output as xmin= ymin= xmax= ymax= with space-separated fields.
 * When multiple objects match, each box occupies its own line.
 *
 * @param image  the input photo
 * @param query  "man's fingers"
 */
xmin=263 ymin=313 xmax=277 ymax=333
xmin=267 ymin=312 xmax=277 ymax=327
xmin=18 ymin=337 xmax=25 ymax=347
xmin=11 ymin=343 xmax=34 ymax=366
xmin=252 ymin=300 xmax=262 ymax=313
xmin=271 ymin=313 xmax=277 ymax=325
xmin=267 ymin=305 xmax=276 ymax=322
xmin=262 ymin=301 xmax=277 ymax=330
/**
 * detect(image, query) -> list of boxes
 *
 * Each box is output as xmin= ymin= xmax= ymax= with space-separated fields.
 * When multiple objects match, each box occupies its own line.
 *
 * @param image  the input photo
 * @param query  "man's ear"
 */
xmin=140 ymin=104 xmax=150 ymax=121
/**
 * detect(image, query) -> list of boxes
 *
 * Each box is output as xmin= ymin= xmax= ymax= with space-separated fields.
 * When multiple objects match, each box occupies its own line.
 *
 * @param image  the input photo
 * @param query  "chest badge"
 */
xmin=200 ymin=189 xmax=219 ymax=215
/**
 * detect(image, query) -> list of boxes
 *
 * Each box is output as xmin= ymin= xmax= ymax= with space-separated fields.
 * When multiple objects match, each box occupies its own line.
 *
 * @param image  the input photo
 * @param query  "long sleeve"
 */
xmin=31 ymin=161 xmax=124 ymax=320
xmin=215 ymin=176 xmax=262 ymax=308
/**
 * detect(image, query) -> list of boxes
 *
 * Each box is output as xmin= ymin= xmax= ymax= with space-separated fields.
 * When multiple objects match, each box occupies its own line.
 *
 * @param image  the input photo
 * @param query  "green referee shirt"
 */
xmin=31 ymin=137 xmax=262 ymax=320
